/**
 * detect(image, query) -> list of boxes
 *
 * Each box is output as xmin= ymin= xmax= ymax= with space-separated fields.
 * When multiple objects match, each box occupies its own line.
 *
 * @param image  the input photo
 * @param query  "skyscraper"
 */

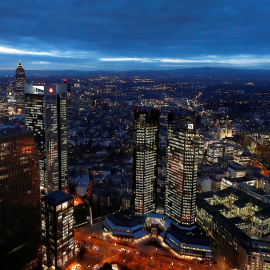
xmin=42 ymin=190 xmax=74 ymax=269
xmin=165 ymin=111 xmax=200 ymax=227
xmin=15 ymin=61 xmax=26 ymax=113
xmin=24 ymin=84 xmax=68 ymax=195
xmin=0 ymin=127 xmax=41 ymax=270
xmin=133 ymin=108 xmax=159 ymax=214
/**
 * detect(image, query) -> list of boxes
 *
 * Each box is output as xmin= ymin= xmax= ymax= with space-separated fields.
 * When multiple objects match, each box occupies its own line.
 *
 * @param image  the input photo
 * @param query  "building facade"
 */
xmin=165 ymin=111 xmax=200 ymax=227
xmin=15 ymin=61 xmax=26 ymax=113
xmin=24 ymin=84 xmax=68 ymax=195
xmin=0 ymin=127 xmax=41 ymax=270
xmin=133 ymin=108 xmax=159 ymax=214
xmin=196 ymin=190 xmax=270 ymax=269
xmin=42 ymin=190 xmax=74 ymax=268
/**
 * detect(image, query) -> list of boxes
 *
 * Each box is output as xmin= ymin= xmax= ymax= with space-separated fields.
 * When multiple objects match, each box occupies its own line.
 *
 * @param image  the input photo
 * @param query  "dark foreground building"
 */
xmin=0 ymin=127 xmax=41 ymax=270
xmin=42 ymin=190 xmax=74 ymax=269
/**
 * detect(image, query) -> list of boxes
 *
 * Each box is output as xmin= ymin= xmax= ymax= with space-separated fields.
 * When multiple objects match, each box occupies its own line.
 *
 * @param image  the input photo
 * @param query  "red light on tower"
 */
xmin=49 ymin=88 xmax=53 ymax=93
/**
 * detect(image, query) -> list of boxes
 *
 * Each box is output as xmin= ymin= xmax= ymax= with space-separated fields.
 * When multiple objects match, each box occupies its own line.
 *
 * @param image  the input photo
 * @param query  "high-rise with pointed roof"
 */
xmin=15 ymin=61 xmax=26 ymax=113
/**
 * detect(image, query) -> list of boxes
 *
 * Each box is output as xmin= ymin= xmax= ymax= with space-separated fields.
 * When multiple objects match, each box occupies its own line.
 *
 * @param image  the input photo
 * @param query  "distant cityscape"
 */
xmin=1 ymin=61 xmax=270 ymax=270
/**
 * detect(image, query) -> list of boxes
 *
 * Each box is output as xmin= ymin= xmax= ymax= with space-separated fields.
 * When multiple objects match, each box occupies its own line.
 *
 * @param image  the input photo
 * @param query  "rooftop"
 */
xmin=106 ymin=210 xmax=145 ymax=228
xmin=167 ymin=223 xmax=211 ymax=247
xmin=0 ymin=126 xmax=31 ymax=138
xmin=228 ymin=216 xmax=247 ymax=225
xmin=42 ymin=190 xmax=73 ymax=206
xmin=255 ymin=207 xmax=270 ymax=220
xmin=228 ymin=162 xmax=246 ymax=171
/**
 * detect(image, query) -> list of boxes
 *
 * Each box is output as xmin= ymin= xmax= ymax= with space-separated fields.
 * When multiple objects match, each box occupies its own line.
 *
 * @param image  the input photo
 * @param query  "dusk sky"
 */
xmin=1 ymin=0 xmax=270 ymax=70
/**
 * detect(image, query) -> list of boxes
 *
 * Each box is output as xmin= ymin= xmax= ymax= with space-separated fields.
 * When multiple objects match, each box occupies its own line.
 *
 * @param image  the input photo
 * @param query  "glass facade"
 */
xmin=165 ymin=111 xmax=200 ymax=227
xmin=133 ymin=108 xmax=159 ymax=214
xmin=42 ymin=191 xmax=74 ymax=269
xmin=24 ymin=84 xmax=68 ymax=195
xmin=15 ymin=61 xmax=26 ymax=113
xmin=0 ymin=128 xmax=41 ymax=270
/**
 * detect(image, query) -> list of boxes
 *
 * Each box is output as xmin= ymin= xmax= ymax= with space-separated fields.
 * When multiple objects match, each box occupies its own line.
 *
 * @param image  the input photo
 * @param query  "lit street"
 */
xmin=62 ymin=224 xmax=217 ymax=270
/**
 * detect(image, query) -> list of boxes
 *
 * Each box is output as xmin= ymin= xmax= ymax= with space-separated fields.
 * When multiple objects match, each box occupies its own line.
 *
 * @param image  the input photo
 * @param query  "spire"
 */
xmin=18 ymin=60 xmax=22 ymax=67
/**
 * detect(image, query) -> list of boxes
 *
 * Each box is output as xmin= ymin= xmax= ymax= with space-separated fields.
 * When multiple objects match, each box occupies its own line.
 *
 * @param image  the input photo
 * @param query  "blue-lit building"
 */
xmin=161 ymin=221 xmax=213 ymax=260
xmin=104 ymin=211 xmax=147 ymax=239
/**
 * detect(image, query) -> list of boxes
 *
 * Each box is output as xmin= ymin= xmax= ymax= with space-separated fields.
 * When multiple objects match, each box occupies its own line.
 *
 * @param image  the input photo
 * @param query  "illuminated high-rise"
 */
xmin=15 ymin=61 xmax=26 ymax=113
xmin=165 ymin=111 xmax=200 ymax=227
xmin=42 ymin=190 xmax=74 ymax=268
xmin=133 ymin=108 xmax=159 ymax=214
xmin=0 ymin=127 xmax=41 ymax=270
xmin=24 ymin=84 xmax=68 ymax=195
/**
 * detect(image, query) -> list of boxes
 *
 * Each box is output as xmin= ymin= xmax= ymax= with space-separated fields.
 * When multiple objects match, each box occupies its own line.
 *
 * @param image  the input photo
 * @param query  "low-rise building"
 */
xmin=228 ymin=163 xmax=246 ymax=178
xmin=252 ymin=207 xmax=270 ymax=237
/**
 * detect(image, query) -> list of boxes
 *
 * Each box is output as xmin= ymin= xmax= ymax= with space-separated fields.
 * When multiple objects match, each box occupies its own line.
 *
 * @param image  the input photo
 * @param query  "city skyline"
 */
xmin=1 ymin=1 xmax=270 ymax=70
xmin=0 ymin=53 xmax=270 ymax=269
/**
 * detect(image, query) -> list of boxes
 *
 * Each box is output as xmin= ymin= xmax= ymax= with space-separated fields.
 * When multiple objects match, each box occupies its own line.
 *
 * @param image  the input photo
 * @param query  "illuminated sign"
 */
xmin=188 ymin=124 xmax=194 ymax=129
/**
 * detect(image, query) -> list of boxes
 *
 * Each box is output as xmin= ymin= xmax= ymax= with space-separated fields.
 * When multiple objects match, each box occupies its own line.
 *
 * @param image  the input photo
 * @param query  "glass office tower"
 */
xmin=0 ymin=127 xmax=41 ymax=270
xmin=165 ymin=111 xmax=200 ymax=227
xmin=42 ymin=190 xmax=74 ymax=268
xmin=133 ymin=108 xmax=159 ymax=214
xmin=15 ymin=61 xmax=26 ymax=113
xmin=24 ymin=84 xmax=68 ymax=195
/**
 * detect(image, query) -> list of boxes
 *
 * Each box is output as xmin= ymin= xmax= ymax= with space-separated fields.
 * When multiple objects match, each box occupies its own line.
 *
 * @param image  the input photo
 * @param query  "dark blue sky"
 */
xmin=1 ymin=0 xmax=270 ymax=70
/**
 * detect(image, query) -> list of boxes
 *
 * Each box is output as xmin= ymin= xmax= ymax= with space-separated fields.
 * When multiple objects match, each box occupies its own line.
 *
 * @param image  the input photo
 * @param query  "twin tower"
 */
xmin=133 ymin=108 xmax=200 ymax=227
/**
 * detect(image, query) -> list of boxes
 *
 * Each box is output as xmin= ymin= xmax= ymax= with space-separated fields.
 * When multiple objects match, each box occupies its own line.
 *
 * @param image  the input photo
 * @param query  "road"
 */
xmin=63 ymin=224 xmax=217 ymax=270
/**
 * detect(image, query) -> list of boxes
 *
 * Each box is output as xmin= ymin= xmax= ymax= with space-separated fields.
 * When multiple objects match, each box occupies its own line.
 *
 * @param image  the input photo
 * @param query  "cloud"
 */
xmin=99 ymin=55 xmax=270 ymax=67
xmin=0 ymin=46 xmax=54 ymax=56
xmin=1 ymin=1 xmax=270 ymax=69
xmin=31 ymin=61 xmax=51 ymax=64
xmin=99 ymin=57 xmax=154 ymax=62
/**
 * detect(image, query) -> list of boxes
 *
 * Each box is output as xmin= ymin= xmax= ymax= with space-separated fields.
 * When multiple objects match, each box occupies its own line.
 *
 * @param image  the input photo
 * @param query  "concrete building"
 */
xmin=228 ymin=163 xmax=246 ymax=178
